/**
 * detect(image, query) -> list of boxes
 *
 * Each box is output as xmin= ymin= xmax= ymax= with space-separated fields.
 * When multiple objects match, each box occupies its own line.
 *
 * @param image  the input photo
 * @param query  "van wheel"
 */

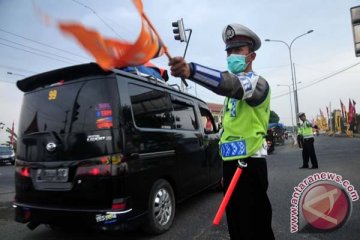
xmin=142 ymin=179 xmax=175 ymax=234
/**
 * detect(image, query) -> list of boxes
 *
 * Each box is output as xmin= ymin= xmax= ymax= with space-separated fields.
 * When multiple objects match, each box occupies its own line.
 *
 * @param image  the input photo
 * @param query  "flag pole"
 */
xmin=139 ymin=10 xmax=188 ymax=87
xmin=139 ymin=12 xmax=171 ymax=59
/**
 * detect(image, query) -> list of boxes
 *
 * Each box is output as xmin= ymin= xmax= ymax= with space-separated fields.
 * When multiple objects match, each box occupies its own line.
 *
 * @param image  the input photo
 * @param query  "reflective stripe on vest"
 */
xmin=220 ymin=140 xmax=247 ymax=158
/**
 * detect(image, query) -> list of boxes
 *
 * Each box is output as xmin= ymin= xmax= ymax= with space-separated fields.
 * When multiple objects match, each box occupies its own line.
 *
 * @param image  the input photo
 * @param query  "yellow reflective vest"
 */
xmin=220 ymin=92 xmax=270 ymax=160
xmin=299 ymin=120 xmax=313 ymax=139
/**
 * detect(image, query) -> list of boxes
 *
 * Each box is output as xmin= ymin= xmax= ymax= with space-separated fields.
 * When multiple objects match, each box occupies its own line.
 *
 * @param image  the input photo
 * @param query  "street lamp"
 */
xmin=265 ymin=30 xmax=314 ymax=125
xmin=277 ymin=82 xmax=302 ymax=132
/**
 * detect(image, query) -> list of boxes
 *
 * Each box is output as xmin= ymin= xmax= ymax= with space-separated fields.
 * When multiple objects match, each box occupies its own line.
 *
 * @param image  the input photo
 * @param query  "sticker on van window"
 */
xmin=95 ymin=103 xmax=113 ymax=129
xmin=96 ymin=103 xmax=111 ymax=110
xmin=96 ymin=109 xmax=112 ymax=118
xmin=96 ymin=117 xmax=113 ymax=129
xmin=48 ymin=90 xmax=57 ymax=100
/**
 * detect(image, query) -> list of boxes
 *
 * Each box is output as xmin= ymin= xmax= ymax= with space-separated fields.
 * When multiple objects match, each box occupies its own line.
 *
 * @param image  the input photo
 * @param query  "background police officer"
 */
xmin=298 ymin=112 xmax=319 ymax=169
xmin=169 ymin=23 xmax=275 ymax=240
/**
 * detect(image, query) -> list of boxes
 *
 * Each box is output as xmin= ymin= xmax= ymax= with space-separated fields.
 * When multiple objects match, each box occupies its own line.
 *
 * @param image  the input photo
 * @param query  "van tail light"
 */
xmin=112 ymin=199 xmax=127 ymax=211
xmin=16 ymin=167 xmax=30 ymax=177
xmin=75 ymin=157 xmax=111 ymax=177
xmin=76 ymin=164 xmax=111 ymax=176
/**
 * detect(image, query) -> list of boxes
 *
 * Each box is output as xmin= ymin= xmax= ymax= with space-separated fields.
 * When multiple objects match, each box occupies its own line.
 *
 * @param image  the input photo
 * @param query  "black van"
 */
xmin=14 ymin=63 xmax=222 ymax=234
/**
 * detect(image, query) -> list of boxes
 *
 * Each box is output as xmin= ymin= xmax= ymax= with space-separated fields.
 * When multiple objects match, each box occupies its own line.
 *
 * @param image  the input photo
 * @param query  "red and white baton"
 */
xmin=213 ymin=160 xmax=247 ymax=225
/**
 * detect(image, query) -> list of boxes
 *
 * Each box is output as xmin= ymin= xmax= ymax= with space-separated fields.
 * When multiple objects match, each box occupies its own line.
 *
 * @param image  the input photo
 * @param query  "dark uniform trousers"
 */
xmin=302 ymin=137 xmax=318 ymax=168
xmin=223 ymin=158 xmax=275 ymax=240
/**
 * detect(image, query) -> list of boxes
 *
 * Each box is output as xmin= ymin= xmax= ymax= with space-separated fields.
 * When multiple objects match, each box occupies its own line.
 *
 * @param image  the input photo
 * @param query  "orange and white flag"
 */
xmin=59 ymin=0 xmax=165 ymax=70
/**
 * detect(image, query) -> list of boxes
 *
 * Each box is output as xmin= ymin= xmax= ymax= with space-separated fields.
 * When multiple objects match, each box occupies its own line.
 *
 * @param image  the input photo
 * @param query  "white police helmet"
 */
xmin=222 ymin=23 xmax=261 ymax=51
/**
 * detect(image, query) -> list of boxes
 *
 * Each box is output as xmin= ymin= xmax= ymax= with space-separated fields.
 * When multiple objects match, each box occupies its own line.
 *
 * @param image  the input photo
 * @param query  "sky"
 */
xmin=0 ymin=0 xmax=360 ymax=143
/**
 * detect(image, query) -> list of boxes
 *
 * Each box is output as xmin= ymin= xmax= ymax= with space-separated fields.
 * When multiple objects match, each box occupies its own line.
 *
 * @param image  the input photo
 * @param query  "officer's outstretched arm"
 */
xmin=188 ymin=62 xmax=269 ymax=106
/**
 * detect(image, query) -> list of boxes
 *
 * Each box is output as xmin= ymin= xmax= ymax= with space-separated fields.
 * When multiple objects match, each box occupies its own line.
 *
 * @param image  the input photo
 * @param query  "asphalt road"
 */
xmin=0 ymin=135 xmax=359 ymax=240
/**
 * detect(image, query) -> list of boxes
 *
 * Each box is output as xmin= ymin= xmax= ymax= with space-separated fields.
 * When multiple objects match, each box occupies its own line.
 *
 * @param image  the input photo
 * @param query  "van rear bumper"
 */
xmin=13 ymin=202 xmax=139 ymax=230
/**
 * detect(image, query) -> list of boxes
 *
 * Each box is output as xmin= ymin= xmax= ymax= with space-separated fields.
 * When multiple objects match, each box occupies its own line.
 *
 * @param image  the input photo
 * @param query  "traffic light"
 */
xmin=172 ymin=18 xmax=187 ymax=42
xmin=350 ymin=6 xmax=360 ymax=57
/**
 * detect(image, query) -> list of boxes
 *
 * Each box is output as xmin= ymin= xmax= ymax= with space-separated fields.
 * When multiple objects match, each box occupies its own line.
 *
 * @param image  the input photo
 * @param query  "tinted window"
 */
xmin=19 ymin=77 xmax=119 ymax=135
xmin=172 ymin=101 xmax=198 ymax=130
xmin=129 ymin=84 xmax=174 ymax=129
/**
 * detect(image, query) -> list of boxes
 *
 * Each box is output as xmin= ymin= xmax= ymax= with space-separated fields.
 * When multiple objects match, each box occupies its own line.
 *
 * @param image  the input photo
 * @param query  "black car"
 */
xmin=14 ymin=63 xmax=222 ymax=234
xmin=0 ymin=146 xmax=15 ymax=165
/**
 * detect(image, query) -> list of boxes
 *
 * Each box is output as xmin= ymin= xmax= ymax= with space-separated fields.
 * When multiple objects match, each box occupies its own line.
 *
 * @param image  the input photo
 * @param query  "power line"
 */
xmin=0 ymin=80 xmax=16 ymax=84
xmin=0 ymin=42 xmax=76 ymax=65
xmin=0 ymin=64 xmax=36 ymax=74
xmin=70 ymin=0 xmax=151 ymax=46
xmin=0 ymin=28 xmax=90 ymax=61
xmin=257 ymin=64 xmax=290 ymax=70
xmin=271 ymin=90 xmax=289 ymax=100
xmin=298 ymin=62 xmax=360 ymax=91
xmin=71 ymin=0 xmax=122 ymax=39
xmin=271 ymin=61 xmax=360 ymax=100
xmin=0 ymin=37 xmax=82 ymax=64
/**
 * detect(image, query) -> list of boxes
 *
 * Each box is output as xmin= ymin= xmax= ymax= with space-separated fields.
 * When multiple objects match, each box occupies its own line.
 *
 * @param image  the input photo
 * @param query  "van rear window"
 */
xmin=19 ymin=77 xmax=119 ymax=135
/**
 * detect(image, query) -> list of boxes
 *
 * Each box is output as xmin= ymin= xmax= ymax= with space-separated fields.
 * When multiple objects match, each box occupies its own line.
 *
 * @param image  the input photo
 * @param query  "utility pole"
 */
xmin=265 ymin=30 xmax=314 ymax=125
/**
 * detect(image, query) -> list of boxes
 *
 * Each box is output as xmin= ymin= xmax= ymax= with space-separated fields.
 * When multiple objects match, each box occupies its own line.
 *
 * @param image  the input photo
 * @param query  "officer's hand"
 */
xmin=169 ymin=57 xmax=191 ymax=79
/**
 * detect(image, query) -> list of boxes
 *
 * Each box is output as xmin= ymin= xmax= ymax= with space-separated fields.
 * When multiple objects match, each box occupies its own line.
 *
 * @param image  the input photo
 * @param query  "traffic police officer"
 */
xmin=169 ymin=23 xmax=275 ymax=240
xmin=298 ymin=112 xmax=319 ymax=169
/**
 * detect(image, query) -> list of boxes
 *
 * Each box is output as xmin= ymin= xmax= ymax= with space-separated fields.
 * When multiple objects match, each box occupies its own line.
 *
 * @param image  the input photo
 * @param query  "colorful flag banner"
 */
xmin=340 ymin=100 xmax=346 ymax=119
xmin=59 ymin=0 xmax=166 ymax=70
xmin=326 ymin=106 xmax=329 ymax=117
xmin=353 ymin=99 xmax=357 ymax=125
xmin=335 ymin=110 xmax=342 ymax=133
xmin=349 ymin=99 xmax=355 ymax=125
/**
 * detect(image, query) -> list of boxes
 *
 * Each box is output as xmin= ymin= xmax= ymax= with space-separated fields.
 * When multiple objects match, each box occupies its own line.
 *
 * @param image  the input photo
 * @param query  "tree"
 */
xmin=269 ymin=110 xmax=280 ymax=123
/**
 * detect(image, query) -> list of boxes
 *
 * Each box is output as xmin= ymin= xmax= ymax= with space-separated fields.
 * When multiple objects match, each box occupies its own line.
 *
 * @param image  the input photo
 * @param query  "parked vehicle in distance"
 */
xmin=0 ymin=145 xmax=15 ymax=165
xmin=268 ymin=123 xmax=286 ymax=145
xmin=266 ymin=129 xmax=275 ymax=154
xmin=284 ymin=131 xmax=289 ymax=140
xmin=14 ymin=63 xmax=222 ymax=234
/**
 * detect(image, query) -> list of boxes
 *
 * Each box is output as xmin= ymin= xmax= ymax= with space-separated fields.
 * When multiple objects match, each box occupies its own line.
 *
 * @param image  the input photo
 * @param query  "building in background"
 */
xmin=207 ymin=103 xmax=223 ymax=127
